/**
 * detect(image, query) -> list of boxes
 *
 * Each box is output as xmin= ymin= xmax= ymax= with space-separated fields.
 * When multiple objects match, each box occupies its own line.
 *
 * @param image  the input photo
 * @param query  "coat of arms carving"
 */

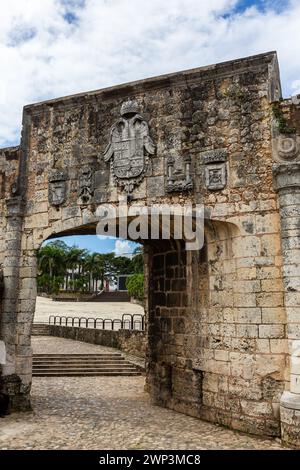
xmin=103 ymin=99 xmax=155 ymax=192
xmin=78 ymin=167 xmax=94 ymax=204
xmin=48 ymin=170 xmax=68 ymax=206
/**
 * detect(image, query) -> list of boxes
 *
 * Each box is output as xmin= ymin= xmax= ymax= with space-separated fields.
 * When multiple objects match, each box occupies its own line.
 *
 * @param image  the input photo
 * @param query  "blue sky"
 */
xmin=44 ymin=235 xmax=140 ymax=256
xmin=233 ymin=0 xmax=289 ymax=14
xmin=1 ymin=0 xmax=298 ymax=253
xmin=1 ymin=0 xmax=299 ymax=148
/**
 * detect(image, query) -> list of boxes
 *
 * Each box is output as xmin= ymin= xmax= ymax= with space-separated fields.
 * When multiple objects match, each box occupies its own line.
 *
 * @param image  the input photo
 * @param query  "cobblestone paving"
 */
xmin=0 ymin=337 xmax=285 ymax=450
xmin=34 ymin=296 xmax=144 ymax=323
xmin=32 ymin=336 xmax=118 ymax=355
xmin=0 ymin=376 xmax=285 ymax=450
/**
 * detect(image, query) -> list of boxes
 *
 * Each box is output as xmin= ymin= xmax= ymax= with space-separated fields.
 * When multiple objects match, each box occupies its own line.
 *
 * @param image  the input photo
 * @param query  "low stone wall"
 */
xmin=48 ymin=325 xmax=146 ymax=359
xmin=51 ymin=293 xmax=95 ymax=302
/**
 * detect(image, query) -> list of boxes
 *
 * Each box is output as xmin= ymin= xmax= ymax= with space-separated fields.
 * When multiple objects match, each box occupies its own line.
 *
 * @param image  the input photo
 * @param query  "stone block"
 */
xmin=256 ymin=292 xmax=284 ymax=308
xmin=259 ymin=325 xmax=285 ymax=339
xmin=261 ymin=279 xmax=283 ymax=292
xmin=269 ymin=339 xmax=288 ymax=354
xmin=237 ymin=324 xmax=259 ymax=338
xmin=255 ymin=213 xmax=280 ymax=234
xmin=234 ymin=293 xmax=256 ymax=307
xmin=241 ymin=399 xmax=273 ymax=417
xmin=147 ymin=176 xmax=165 ymax=198
xmin=235 ymin=280 xmax=261 ymax=293
xmin=261 ymin=307 xmax=286 ymax=324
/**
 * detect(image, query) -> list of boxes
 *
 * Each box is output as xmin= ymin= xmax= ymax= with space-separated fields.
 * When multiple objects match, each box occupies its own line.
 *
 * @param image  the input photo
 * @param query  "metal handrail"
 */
xmin=49 ymin=313 xmax=145 ymax=331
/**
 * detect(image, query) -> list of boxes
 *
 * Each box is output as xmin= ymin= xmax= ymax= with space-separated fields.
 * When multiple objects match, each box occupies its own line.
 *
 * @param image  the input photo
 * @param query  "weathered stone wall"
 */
xmin=0 ymin=147 xmax=20 ymax=268
xmin=271 ymin=98 xmax=300 ymax=448
xmin=48 ymin=325 xmax=147 ymax=359
xmin=1 ymin=51 xmax=297 ymax=441
xmin=147 ymin=222 xmax=286 ymax=436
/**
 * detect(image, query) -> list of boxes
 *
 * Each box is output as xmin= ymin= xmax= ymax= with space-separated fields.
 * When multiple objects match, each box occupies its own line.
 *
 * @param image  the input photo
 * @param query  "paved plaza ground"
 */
xmin=0 ymin=337 xmax=285 ymax=450
xmin=34 ymin=296 xmax=144 ymax=323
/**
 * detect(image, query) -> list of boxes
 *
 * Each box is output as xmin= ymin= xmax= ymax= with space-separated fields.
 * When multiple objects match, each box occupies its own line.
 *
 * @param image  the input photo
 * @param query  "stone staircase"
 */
xmin=91 ymin=291 xmax=130 ymax=302
xmin=32 ymin=323 xmax=51 ymax=336
xmin=32 ymin=353 xmax=141 ymax=377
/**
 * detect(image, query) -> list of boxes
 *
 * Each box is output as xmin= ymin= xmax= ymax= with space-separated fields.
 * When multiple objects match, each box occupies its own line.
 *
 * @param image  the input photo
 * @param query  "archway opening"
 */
xmin=31 ymin=226 xmax=147 ymax=368
xmin=34 ymin=233 xmax=144 ymax=327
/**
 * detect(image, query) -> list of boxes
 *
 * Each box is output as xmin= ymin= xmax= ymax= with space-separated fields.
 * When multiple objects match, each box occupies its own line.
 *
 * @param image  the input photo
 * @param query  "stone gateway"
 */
xmin=1 ymin=52 xmax=300 ymax=448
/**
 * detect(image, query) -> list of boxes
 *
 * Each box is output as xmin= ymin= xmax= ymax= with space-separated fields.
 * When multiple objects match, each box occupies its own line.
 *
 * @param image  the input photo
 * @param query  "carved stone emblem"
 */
xmin=205 ymin=165 xmax=226 ymax=190
xmin=202 ymin=149 xmax=227 ymax=165
xmin=166 ymin=155 xmax=193 ymax=193
xmin=78 ymin=167 xmax=94 ymax=204
xmin=272 ymin=135 xmax=300 ymax=163
xmin=202 ymin=149 xmax=227 ymax=191
xmin=103 ymin=99 xmax=155 ymax=192
xmin=48 ymin=170 xmax=67 ymax=206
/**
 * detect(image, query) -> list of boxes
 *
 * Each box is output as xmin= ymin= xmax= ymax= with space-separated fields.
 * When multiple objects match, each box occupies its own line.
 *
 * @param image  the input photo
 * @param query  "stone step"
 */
xmin=33 ymin=362 xmax=129 ymax=367
xmin=31 ymin=324 xmax=51 ymax=336
xmin=33 ymin=354 xmax=124 ymax=359
xmin=33 ymin=358 xmax=132 ymax=362
xmin=33 ymin=362 xmax=135 ymax=367
xmin=33 ymin=353 xmax=124 ymax=359
xmin=33 ymin=371 xmax=141 ymax=377
xmin=32 ymin=353 xmax=141 ymax=376
xmin=33 ymin=362 xmax=136 ymax=368
xmin=91 ymin=291 xmax=130 ymax=302
xmin=33 ymin=365 xmax=136 ymax=370
xmin=33 ymin=366 xmax=136 ymax=372
xmin=32 ymin=332 xmax=51 ymax=336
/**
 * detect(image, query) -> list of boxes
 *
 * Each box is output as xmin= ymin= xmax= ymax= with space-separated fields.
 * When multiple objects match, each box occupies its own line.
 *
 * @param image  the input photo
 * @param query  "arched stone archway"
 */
xmin=1 ymin=51 xmax=300 ymax=446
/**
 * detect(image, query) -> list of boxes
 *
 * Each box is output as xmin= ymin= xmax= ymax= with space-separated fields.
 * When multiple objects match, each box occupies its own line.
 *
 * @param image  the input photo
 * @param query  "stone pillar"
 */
xmin=273 ymin=162 xmax=300 ymax=447
xmin=0 ymin=196 xmax=31 ymax=410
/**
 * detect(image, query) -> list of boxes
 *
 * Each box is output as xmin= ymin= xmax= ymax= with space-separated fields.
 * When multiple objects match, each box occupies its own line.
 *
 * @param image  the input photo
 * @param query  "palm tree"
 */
xmin=92 ymin=254 xmax=106 ymax=291
xmin=84 ymin=253 xmax=96 ymax=292
xmin=37 ymin=244 xmax=67 ymax=293
xmin=66 ymin=247 xmax=88 ymax=292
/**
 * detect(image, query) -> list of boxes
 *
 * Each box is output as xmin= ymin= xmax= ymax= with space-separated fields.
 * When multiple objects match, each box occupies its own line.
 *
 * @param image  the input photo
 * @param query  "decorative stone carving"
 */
xmin=78 ymin=167 xmax=94 ymax=204
xmin=202 ymin=149 xmax=227 ymax=191
xmin=273 ymin=162 xmax=300 ymax=192
xmin=202 ymin=149 xmax=227 ymax=165
xmin=48 ymin=170 xmax=67 ymax=206
xmin=272 ymin=135 xmax=300 ymax=163
xmin=205 ymin=165 xmax=227 ymax=190
xmin=103 ymin=99 xmax=155 ymax=193
xmin=166 ymin=155 xmax=193 ymax=193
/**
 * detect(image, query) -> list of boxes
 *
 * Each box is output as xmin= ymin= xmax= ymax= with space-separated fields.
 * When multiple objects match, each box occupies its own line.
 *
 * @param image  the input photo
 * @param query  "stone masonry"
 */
xmin=0 ymin=51 xmax=300 ymax=447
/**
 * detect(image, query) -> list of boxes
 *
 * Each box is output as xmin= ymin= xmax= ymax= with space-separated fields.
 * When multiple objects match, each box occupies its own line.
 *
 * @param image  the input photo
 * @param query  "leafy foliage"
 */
xmin=126 ymin=273 xmax=144 ymax=301
xmin=37 ymin=241 xmax=144 ymax=295
xmin=272 ymin=103 xmax=296 ymax=135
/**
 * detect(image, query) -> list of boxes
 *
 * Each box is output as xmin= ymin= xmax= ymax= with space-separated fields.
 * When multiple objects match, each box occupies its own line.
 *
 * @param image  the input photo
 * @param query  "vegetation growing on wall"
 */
xmin=272 ymin=103 xmax=296 ymax=134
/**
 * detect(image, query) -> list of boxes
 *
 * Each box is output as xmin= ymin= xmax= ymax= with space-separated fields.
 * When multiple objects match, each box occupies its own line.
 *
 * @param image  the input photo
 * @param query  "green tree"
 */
xmin=126 ymin=273 xmax=144 ymax=302
xmin=84 ymin=252 xmax=106 ymax=292
xmin=130 ymin=247 xmax=144 ymax=274
xmin=37 ymin=243 xmax=67 ymax=293
xmin=65 ymin=247 xmax=88 ymax=291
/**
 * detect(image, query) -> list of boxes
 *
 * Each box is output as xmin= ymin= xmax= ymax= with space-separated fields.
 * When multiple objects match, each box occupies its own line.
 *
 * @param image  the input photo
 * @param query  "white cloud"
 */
xmin=114 ymin=239 xmax=133 ymax=257
xmin=292 ymin=80 xmax=300 ymax=96
xmin=0 ymin=0 xmax=300 ymax=147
